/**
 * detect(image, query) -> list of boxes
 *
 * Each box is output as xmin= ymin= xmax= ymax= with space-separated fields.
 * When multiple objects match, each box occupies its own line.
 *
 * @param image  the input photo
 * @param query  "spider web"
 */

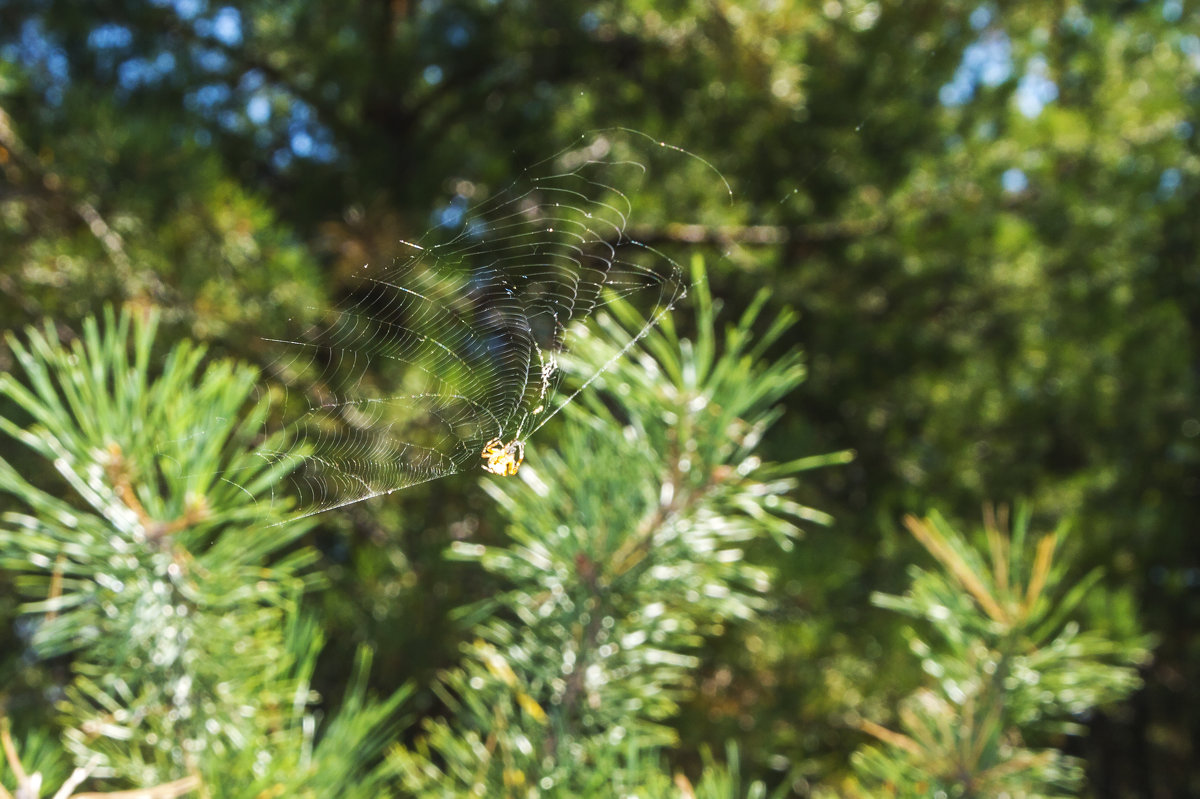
xmin=244 ymin=129 xmax=719 ymax=520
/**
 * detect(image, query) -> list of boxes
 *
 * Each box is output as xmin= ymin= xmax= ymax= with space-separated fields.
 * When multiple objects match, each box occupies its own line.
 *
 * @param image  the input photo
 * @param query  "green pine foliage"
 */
xmin=388 ymin=257 xmax=847 ymax=796
xmin=0 ymin=308 xmax=405 ymax=796
xmin=841 ymin=508 xmax=1150 ymax=798
xmin=0 ymin=264 xmax=1160 ymax=796
xmin=2 ymin=0 xmax=1191 ymax=790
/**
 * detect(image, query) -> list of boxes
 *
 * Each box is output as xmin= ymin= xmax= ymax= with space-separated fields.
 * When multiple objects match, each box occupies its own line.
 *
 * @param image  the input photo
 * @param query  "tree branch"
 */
xmin=622 ymin=215 xmax=888 ymax=250
xmin=0 ymin=104 xmax=132 ymax=276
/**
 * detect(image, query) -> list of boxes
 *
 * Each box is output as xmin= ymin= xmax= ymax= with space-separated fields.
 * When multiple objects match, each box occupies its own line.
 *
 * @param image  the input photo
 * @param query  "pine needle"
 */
xmin=904 ymin=515 xmax=1008 ymax=625
xmin=858 ymin=719 xmax=923 ymax=756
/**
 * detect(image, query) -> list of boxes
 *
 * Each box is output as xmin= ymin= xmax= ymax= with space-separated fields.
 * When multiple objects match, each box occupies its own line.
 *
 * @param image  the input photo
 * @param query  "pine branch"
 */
xmin=2 ymin=716 xmax=199 ymax=799
xmin=394 ymin=259 xmax=839 ymax=795
xmin=853 ymin=508 xmax=1151 ymax=796
xmin=0 ymin=309 xmax=403 ymax=795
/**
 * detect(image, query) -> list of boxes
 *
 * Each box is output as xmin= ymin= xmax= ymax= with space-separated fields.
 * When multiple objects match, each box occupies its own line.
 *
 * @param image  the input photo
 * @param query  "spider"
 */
xmin=481 ymin=437 xmax=525 ymax=476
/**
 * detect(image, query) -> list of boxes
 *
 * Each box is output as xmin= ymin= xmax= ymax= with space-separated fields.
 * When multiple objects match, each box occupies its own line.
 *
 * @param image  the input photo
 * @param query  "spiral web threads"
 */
xmin=251 ymin=130 xmax=691 ymax=520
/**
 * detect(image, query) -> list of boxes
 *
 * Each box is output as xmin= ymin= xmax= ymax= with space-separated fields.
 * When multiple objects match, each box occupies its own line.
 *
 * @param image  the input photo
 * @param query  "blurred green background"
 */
xmin=0 ymin=0 xmax=1196 ymax=794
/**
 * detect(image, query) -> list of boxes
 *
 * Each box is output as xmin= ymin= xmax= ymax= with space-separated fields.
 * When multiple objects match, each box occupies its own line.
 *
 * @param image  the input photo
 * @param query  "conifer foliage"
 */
xmin=389 ymin=257 xmax=847 ymax=796
xmin=0 ymin=308 xmax=404 ymax=796
xmin=0 ymin=272 xmax=1154 ymax=796
xmin=845 ymin=509 xmax=1150 ymax=798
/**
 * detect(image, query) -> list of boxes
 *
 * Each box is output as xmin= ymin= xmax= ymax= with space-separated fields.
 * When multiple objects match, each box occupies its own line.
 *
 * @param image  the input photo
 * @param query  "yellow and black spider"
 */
xmin=481 ymin=437 xmax=525 ymax=476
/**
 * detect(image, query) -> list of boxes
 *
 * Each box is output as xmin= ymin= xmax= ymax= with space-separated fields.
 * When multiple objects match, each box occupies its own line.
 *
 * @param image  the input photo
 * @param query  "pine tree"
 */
xmin=0 ymin=268 xmax=1152 ymax=797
